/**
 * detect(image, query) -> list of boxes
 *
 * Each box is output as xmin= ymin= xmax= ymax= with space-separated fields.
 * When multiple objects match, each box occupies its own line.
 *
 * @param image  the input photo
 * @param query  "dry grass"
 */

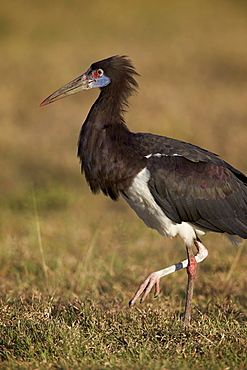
xmin=0 ymin=0 xmax=247 ymax=368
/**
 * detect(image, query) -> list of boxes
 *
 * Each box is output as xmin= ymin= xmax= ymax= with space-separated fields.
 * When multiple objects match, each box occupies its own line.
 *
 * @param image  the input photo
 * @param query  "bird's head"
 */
xmin=40 ymin=55 xmax=139 ymax=107
xmin=40 ymin=60 xmax=111 ymax=106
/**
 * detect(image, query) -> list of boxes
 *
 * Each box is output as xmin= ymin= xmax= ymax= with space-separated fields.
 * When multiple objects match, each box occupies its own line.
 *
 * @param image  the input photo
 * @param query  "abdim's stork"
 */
xmin=40 ymin=56 xmax=247 ymax=325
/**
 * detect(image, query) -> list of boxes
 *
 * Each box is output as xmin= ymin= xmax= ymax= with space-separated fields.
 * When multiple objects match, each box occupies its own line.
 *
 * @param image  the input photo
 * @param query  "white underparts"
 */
xmin=122 ymin=167 xmax=205 ymax=247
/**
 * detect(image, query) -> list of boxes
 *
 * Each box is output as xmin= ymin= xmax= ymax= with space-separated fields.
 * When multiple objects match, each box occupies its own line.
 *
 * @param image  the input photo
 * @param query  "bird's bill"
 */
xmin=40 ymin=71 xmax=92 ymax=106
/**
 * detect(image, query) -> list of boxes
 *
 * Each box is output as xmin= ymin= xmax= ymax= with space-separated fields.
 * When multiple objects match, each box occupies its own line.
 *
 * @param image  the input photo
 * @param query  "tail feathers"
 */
xmin=225 ymin=234 xmax=244 ymax=246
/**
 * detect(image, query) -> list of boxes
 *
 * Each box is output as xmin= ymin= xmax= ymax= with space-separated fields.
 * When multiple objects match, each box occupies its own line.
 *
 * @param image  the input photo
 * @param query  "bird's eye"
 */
xmin=92 ymin=69 xmax=104 ymax=79
xmin=97 ymin=69 xmax=103 ymax=76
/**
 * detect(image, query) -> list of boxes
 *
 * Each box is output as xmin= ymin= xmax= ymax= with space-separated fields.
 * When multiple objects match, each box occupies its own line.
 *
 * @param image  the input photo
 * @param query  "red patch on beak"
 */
xmin=72 ymin=78 xmax=82 ymax=85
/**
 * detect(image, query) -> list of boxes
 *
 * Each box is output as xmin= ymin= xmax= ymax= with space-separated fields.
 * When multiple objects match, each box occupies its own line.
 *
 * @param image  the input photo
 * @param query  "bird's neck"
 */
xmin=77 ymin=88 xmax=145 ymax=200
xmin=88 ymin=86 xmax=128 ymax=128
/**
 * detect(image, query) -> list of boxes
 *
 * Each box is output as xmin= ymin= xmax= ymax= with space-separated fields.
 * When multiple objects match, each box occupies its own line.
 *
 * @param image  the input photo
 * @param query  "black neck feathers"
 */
xmin=77 ymin=56 xmax=145 ymax=200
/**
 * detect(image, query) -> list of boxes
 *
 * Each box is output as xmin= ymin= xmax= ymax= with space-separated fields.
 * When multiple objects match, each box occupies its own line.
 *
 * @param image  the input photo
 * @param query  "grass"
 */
xmin=1 ymin=295 xmax=246 ymax=369
xmin=0 ymin=0 xmax=247 ymax=368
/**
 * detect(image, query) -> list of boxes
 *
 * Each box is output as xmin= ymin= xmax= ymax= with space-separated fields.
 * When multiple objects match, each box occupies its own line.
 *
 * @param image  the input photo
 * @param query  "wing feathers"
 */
xmin=148 ymin=156 xmax=247 ymax=238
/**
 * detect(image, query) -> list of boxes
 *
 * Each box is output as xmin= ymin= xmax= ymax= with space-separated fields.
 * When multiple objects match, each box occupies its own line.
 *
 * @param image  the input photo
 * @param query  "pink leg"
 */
xmin=129 ymin=238 xmax=208 ymax=323
xmin=183 ymin=244 xmax=197 ymax=326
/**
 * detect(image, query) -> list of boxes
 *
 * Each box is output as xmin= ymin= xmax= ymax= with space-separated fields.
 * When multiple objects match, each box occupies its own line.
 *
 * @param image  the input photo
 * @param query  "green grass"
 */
xmin=0 ymin=0 xmax=247 ymax=368
xmin=1 ymin=295 xmax=246 ymax=369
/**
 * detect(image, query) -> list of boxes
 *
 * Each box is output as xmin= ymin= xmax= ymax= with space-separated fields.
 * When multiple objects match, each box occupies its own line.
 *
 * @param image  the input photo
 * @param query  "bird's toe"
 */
xmin=129 ymin=272 xmax=161 ymax=306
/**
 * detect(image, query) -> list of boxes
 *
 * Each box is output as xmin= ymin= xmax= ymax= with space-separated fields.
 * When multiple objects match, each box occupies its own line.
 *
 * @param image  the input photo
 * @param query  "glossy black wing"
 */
xmin=147 ymin=156 xmax=247 ymax=238
xmin=134 ymin=132 xmax=247 ymax=183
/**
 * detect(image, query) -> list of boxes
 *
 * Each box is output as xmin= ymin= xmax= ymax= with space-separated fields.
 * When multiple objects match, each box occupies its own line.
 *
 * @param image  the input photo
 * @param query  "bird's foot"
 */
xmin=129 ymin=271 xmax=161 ymax=307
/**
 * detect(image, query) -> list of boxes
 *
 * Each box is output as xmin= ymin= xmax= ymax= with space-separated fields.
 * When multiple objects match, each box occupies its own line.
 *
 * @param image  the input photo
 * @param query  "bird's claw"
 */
xmin=129 ymin=272 xmax=160 ymax=307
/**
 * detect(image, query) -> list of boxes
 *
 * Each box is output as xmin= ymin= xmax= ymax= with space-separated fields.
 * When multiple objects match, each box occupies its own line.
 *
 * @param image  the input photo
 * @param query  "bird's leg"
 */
xmin=183 ymin=238 xmax=208 ymax=326
xmin=184 ymin=244 xmax=197 ymax=326
xmin=129 ymin=238 xmax=208 ymax=310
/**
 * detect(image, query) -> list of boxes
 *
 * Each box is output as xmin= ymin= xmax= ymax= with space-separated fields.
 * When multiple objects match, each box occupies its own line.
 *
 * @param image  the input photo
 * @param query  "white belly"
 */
xmin=122 ymin=168 xmax=205 ymax=246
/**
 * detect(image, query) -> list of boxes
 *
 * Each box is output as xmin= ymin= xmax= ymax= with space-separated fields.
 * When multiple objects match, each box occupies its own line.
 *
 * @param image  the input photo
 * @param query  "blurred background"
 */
xmin=0 ymin=0 xmax=246 ymax=304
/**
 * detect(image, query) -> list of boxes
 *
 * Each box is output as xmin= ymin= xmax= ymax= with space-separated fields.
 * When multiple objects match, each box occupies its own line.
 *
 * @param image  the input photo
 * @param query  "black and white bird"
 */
xmin=41 ymin=55 xmax=247 ymax=325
